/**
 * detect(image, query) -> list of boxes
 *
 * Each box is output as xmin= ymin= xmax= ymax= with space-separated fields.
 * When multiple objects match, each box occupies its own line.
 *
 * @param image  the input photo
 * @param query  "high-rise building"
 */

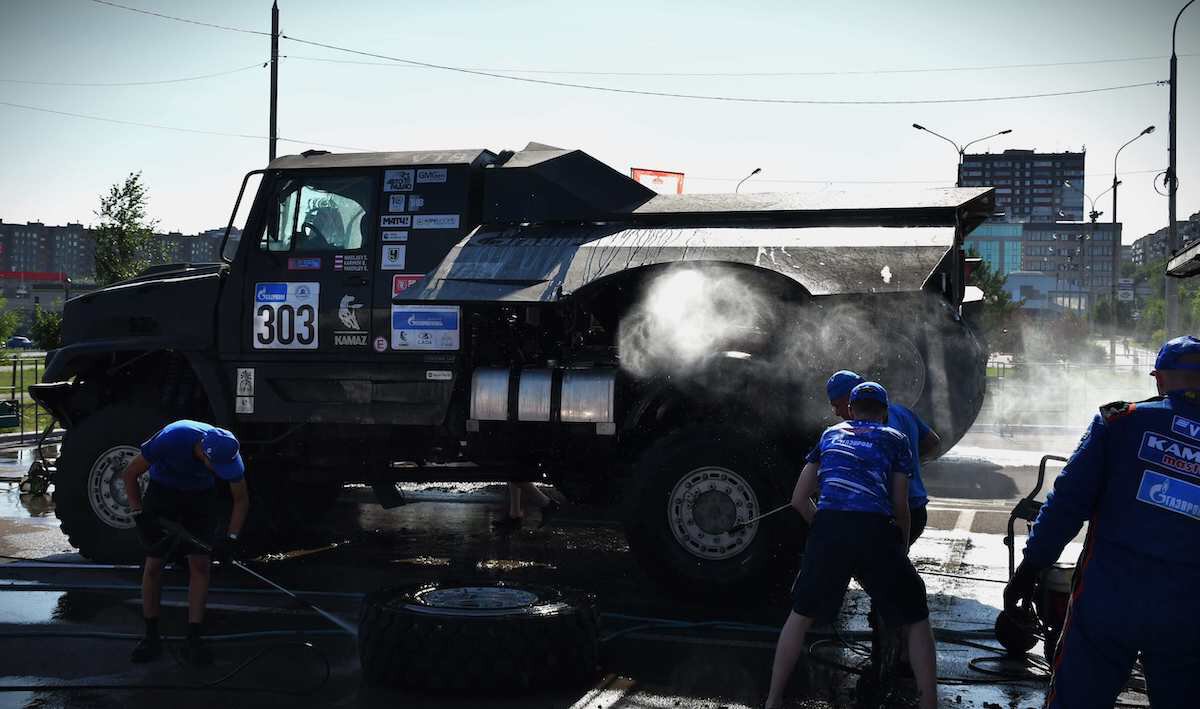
xmin=959 ymin=149 xmax=1086 ymax=223
xmin=1130 ymin=211 xmax=1200 ymax=266
xmin=1021 ymin=221 xmax=1121 ymax=309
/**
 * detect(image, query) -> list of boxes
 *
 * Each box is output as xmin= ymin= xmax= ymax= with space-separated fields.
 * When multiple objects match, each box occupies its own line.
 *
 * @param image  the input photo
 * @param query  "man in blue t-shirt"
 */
xmin=119 ymin=420 xmax=250 ymax=666
xmin=826 ymin=370 xmax=941 ymax=545
xmin=766 ymin=382 xmax=937 ymax=709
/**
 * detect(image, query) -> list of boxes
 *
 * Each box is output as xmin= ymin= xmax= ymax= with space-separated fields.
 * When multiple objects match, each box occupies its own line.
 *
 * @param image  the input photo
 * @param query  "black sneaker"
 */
xmin=180 ymin=637 xmax=214 ymax=667
xmin=491 ymin=515 xmax=523 ymax=534
xmin=538 ymin=499 xmax=561 ymax=529
xmin=130 ymin=636 xmax=162 ymax=663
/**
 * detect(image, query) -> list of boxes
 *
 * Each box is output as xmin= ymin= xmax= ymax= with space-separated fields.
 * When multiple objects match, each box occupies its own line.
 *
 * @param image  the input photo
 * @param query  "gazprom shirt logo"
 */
xmin=1139 ymin=431 xmax=1200 ymax=479
xmin=1136 ymin=470 xmax=1200 ymax=521
xmin=1171 ymin=415 xmax=1200 ymax=443
xmin=255 ymin=283 xmax=287 ymax=302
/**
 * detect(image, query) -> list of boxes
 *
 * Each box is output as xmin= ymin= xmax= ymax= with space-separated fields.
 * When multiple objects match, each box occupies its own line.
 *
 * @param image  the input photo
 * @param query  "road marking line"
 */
xmin=568 ymin=674 xmax=635 ymax=709
xmin=955 ymin=510 xmax=976 ymax=532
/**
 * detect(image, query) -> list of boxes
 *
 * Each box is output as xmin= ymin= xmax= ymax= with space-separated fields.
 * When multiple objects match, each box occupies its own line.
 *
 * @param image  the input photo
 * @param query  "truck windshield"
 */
xmin=262 ymin=175 xmax=374 ymax=252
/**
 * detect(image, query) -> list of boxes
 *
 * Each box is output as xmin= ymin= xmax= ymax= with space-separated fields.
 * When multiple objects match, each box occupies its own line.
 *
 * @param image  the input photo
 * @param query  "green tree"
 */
xmin=30 ymin=307 xmax=62 ymax=350
xmin=967 ymin=251 xmax=1022 ymax=352
xmin=94 ymin=172 xmax=162 ymax=285
xmin=0 ymin=296 xmax=19 ymax=342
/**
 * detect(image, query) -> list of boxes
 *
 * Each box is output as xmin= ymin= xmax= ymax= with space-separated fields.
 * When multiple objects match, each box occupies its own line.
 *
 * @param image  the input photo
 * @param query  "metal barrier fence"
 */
xmin=980 ymin=357 xmax=1158 ymax=430
xmin=0 ymin=354 xmax=47 ymax=444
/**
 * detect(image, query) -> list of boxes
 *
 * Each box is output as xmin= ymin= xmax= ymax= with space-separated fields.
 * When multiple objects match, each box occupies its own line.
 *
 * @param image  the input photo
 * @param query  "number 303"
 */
xmin=256 ymin=304 xmax=316 ymax=346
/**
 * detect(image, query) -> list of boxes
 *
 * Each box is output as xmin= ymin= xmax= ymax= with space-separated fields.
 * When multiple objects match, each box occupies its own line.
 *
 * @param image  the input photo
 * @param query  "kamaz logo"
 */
xmin=1140 ymin=432 xmax=1200 ymax=478
xmin=255 ymin=283 xmax=287 ymax=302
xmin=1172 ymin=416 xmax=1200 ymax=443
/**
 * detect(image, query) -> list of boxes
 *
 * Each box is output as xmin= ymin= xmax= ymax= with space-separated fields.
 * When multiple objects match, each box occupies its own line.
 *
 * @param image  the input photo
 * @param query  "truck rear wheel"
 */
xmin=358 ymin=582 xmax=598 ymax=690
xmin=53 ymin=405 xmax=171 ymax=561
xmin=623 ymin=426 xmax=801 ymax=599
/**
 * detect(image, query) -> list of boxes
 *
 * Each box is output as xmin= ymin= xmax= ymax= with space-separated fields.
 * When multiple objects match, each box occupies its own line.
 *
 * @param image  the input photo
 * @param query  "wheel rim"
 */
xmin=87 ymin=445 xmax=145 ymax=529
xmin=416 ymin=586 xmax=540 ymax=610
xmin=667 ymin=466 xmax=760 ymax=561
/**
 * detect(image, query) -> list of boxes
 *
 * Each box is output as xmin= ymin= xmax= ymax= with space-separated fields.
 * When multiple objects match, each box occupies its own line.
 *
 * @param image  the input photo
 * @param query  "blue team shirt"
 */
xmin=887 ymin=404 xmax=932 ymax=507
xmin=140 ymin=420 xmax=244 ymax=491
xmin=805 ymin=420 xmax=916 ymax=516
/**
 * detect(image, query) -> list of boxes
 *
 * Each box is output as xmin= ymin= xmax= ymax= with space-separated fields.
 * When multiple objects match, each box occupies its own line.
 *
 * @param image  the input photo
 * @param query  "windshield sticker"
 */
xmin=392 ymin=274 xmax=423 ymax=296
xmin=384 ymin=169 xmax=414 ymax=192
xmin=381 ymin=244 xmax=407 ymax=270
xmin=391 ymin=305 xmax=459 ymax=351
xmin=1136 ymin=470 xmax=1200 ymax=521
xmin=416 ymin=168 xmax=447 ymax=184
xmin=408 ymin=195 xmax=426 ymax=212
xmin=381 ymin=215 xmax=412 ymax=228
xmin=381 ymin=231 xmax=409 ymax=242
xmin=412 ymin=214 xmax=460 ymax=230
xmin=1139 ymin=431 xmax=1200 ymax=479
xmin=334 ymin=254 xmax=369 ymax=272
xmin=388 ymin=195 xmax=407 ymax=212
xmin=287 ymin=257 xmax=321 ymax=271
xmin=1172 ymin=415 xmax=1200 ymax=443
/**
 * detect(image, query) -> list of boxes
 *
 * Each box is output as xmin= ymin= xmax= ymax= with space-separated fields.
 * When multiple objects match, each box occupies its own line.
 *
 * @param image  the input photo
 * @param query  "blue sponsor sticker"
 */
xmin=1136 ymin=470 xmax=1200 ymax=521
xmin=287 ymin=257 xmax=322 ymax=271
xmin=254 ymin=283 xmax=288 ymax=302
xmin=1171 ymin=415 xmax=1200 ymax=443
xmin=392 ymin=309 xmax=458 ymax=330
xmin=1139 ymin=431 xmax=1200 ymax=479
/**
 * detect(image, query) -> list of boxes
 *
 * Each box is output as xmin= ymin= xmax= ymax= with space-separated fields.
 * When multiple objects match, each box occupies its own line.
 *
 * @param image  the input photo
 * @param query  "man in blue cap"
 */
xmin=119 ymin=420 xmax=250 ymax=665
xmin=826 ymin=370 xmax=941 ymax=545
xmin=766 ymin=382 xmax=938 ymax=709
xmin=1005 ymin=335 xmax=1200 ymax=708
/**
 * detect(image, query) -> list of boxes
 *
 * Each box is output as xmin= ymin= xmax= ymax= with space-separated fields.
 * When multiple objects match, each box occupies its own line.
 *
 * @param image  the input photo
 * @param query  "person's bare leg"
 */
xmin=187 ymin=555 xmax=210 ymax=624
xmin=766 ymin=611 xmax=814 ymax=708
xmin=905 ymin=618 xmax=938 ymax=709
xmin=507 ymin=483 xmax=523 ymax=518
xmin=518 ymin=481 xmax=550 ymax=509
xmin=142 ymin=556 xmax=164 ymax=620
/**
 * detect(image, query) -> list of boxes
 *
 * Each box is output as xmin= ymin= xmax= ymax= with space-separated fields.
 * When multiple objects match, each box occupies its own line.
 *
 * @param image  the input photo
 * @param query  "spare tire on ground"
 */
xmin=358 ymin=582 xmax=599 ymax=691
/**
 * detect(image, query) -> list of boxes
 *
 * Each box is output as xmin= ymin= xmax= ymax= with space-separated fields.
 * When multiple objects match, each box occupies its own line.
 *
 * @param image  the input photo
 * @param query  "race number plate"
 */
xmin=253 ymin=282 xmax=320 ymax=349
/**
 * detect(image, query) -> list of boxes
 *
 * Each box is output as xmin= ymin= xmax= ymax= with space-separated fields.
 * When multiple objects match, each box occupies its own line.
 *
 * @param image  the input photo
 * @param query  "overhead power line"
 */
xmin=281 ymin=37 xmax=1166 ymax=106
xmin=87 ymin=0 xmax=268 ymax=36
xmin=688 ymin=169 xmax=1166 ymax=185
xmin=0 ymin=62 xmax=266 ymax=87
xmin=0 ymin=100 xmax=370 ymax=152
xmin=282 ymin=52 xmax=1198 ymax=78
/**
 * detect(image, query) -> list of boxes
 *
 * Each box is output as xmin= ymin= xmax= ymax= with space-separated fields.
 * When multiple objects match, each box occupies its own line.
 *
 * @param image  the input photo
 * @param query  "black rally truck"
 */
xmin=32 ymin=143 xmax=992 ymax=596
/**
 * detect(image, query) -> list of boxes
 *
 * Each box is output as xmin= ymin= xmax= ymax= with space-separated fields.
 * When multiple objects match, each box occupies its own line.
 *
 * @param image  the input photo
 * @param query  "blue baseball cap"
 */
xmin=1154 ymin=336 xmax=1200 ymax=372
xmin=201 ymin=427 xmax=244 ymax=479
xmin=826 ymin=370 xmax=865 ymax=401
xmin=849 ymin=381 xmax=889 ymax=407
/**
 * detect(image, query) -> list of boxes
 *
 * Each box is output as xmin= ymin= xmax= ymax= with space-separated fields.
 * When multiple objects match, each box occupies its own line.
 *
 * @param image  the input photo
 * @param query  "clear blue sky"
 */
xmin=1 ymin=0 xmax=1196 ymax=244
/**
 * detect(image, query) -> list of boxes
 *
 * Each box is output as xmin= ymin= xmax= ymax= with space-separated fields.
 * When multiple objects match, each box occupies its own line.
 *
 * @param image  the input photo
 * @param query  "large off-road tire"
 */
xmin=914 ymin=319 xmax=987 ymax=451
xmin=53 ymin=405 xmax=172 ymax=561
xmin=358 ymin=582 xmax=598 ymax=691
xmin=623 ymin=426 xmax=802 ymax=599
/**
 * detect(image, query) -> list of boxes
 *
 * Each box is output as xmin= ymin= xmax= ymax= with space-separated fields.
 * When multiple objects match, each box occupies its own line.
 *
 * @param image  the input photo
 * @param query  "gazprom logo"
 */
xmin=255 ymin=283 xmax=287 ymax=302
xmin=1136 ymin=470 xmax=1200 ymax=521
xmin=1139 ymin=431 xmax=1200 ymax=478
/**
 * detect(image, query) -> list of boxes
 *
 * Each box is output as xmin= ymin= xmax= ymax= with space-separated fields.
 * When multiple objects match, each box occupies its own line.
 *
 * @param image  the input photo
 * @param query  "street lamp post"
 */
xmin=735 ymin=167 xmax=761 ymax=194
xmin=912 ymin=124 xmax=1012 ymax=187
xmin=1112 ymin=125 xmax=1155 ymax=361
xmin=1166 ymin=0 xmax=1194 ymax=337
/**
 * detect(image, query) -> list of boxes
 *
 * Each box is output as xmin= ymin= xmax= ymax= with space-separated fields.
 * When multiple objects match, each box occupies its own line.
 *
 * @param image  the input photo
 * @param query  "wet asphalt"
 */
xmin=0 ymin=429 xmax=1149 ymax=709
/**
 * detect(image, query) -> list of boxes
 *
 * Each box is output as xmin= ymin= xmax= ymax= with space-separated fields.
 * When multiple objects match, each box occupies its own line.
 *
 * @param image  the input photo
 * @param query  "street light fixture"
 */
xmin=912 ymin=124 xmax=1013 ymax=186
xmin=1110 ymin=125 xmax=1156 ymax=359
xmin=735 ymin=167 xmax=762 ymax=194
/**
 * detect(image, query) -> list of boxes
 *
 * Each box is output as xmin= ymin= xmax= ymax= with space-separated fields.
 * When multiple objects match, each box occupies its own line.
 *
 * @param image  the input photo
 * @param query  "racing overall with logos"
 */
xmin=1022 ymin=390 xmax=1200 ymax=708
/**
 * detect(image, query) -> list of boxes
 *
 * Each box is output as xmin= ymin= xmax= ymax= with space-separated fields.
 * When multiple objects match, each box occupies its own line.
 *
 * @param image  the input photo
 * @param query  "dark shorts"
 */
xmin=791 ymin=509 xmax=929 ymax=626
xmin=140 ymin=480 xmax=217 ymax=558
xmin=910 ymin=504 xmax=928 ymax=545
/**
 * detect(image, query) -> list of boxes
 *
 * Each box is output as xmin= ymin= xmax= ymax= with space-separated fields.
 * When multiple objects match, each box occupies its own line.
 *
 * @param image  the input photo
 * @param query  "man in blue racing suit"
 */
xmin=1005 ymin=336 xmax=1200 ymax=708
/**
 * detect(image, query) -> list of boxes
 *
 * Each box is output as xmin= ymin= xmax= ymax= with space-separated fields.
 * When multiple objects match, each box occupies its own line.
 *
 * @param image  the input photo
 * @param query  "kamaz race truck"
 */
xmin=31 ymin=143 xmax=991 ymax=596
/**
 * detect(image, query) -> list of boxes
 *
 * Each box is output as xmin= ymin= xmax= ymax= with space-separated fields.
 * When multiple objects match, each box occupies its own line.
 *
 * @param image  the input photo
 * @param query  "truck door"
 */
xmin=242 ymin=172 xmax=376 ymax=357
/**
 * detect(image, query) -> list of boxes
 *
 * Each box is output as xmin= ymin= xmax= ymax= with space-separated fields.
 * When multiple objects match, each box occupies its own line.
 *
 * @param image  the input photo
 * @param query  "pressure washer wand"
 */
xmin=728 ymin=503 xmax=792 ymax=533
xmin=157 ymin=519 xmax=359 ymax=638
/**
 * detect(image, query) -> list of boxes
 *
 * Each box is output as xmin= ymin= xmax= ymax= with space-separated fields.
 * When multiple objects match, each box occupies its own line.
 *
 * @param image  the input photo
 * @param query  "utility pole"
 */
xmin=1166 ymin=1 xmax=1193 ymax=337
xmin=269 ymin=1 xmax=279 ymax=162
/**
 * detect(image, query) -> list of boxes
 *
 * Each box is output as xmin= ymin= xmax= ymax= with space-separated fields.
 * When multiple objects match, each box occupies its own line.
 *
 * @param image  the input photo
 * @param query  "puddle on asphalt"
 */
xmin=391 ymin=556 xmax=451 ymax=567
xmin=476 ymin=559 xmax=555 ymax=572
xmin=0 ymin=483 xmax=55 ymax=518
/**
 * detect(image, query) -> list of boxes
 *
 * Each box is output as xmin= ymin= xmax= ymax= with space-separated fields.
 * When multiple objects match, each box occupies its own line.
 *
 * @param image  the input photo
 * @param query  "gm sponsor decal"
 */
xmin=1139 ymin=431 xmax=1200 ymax=478
xmin=1171 ymin=415 xmax=1200 ymax=443
xmin=1136 ymin=470 xmax=1200 ymax=521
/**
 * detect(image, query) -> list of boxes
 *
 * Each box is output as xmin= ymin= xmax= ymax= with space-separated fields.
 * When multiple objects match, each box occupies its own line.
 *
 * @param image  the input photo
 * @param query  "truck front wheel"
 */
xmin=623 ymin=426 xmax=802 ymax=599
xmin=53 ymin=405 xmax=171 ymax=561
